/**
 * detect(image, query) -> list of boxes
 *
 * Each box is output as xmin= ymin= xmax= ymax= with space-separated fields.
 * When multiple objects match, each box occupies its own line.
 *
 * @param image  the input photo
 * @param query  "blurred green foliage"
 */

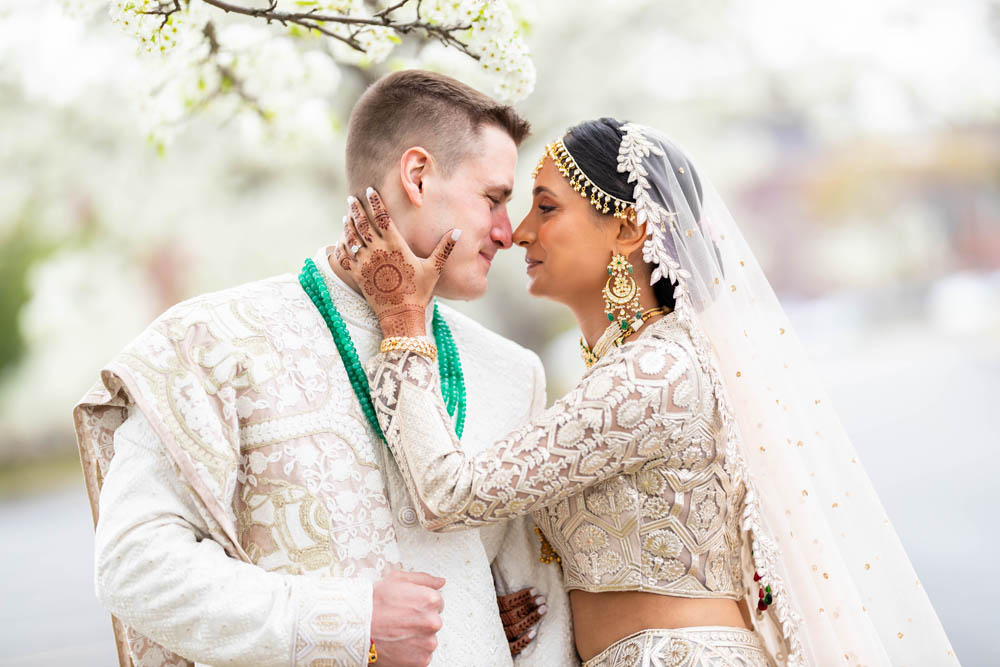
xmin=0 ymin=205 xmax=55 ymax=379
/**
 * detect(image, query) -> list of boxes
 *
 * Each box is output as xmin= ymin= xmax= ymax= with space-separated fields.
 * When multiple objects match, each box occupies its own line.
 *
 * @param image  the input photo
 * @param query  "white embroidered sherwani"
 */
xmin=74 ymin=248 xmax=575 ymax=667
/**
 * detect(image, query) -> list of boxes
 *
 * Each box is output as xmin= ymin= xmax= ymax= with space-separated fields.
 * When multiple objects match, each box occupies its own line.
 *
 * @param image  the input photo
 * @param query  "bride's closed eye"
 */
xmin=538 ymin=204 xmax=556 ymax=214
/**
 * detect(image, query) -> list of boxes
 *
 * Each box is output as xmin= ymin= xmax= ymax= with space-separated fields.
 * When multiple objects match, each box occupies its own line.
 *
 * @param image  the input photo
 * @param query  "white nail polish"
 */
xmin=529 ymin=588 xmax=538 ymax=596
xmin=534 ymin=596 xmax=545 ymax=606
xmin=538 ymin=604 xmax=548 ymax=615
xmin=347 ymin=196 xmax=357 ymax=205
xmin=365 ymin=186 xmax=375 ymax=197
xmin=342 ymin=215 xmax=348 ymax=224
xmin=527 ymin=627 xmax=537 ymax=639
xmin=451 ymin=229 xmax=462 ymax=241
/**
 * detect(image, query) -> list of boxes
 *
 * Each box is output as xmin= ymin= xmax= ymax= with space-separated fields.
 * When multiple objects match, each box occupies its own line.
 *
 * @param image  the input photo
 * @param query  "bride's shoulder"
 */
xmin=602 ymin=314 xmax=702 ymax=380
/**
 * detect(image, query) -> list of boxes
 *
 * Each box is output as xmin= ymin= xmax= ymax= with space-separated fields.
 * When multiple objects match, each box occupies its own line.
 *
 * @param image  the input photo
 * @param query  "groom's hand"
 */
xmin=498 ymin=587 xmax=547 ymax=656
xmin=371 ymin=569 xmax=446 ymax=667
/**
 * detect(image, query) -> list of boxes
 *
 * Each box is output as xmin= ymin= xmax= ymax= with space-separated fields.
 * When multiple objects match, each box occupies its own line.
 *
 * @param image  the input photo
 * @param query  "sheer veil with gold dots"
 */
xmin=613 ymin=123 xmax=957 ymax=666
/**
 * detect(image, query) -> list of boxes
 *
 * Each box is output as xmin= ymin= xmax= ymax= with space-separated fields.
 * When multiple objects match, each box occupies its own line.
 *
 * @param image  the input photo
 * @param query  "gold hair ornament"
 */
xmin=533 ymin=139 xmax=636 ymax=221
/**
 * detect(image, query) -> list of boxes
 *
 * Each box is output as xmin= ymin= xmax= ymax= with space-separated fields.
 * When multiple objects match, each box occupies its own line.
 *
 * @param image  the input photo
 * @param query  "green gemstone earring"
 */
xmin=603 ymin=252 xmax=641 ymax=332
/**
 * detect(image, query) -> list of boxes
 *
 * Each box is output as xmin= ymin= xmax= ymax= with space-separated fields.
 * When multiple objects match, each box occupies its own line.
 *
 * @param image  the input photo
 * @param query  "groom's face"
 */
xmin=407 ymin=124 xmax=518 ymax=301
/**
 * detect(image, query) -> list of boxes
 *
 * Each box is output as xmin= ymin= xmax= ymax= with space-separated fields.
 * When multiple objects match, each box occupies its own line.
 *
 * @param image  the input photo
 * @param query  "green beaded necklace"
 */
xmin=299 ymin=258 xmax=466 ymax=441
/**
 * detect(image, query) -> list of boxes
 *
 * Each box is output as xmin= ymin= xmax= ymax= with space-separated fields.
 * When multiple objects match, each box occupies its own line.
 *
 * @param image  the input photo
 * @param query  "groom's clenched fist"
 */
xmin=370 ymin=569 xmax=446 ymax=667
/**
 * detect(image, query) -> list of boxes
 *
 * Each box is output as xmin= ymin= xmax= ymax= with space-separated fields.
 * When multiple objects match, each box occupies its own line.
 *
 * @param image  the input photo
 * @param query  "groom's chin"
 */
xmin=435 ymin=271 xmax=489 ymax=301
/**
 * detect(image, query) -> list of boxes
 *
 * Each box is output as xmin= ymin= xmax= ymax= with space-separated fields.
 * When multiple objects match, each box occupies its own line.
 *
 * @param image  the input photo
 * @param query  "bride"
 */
xmin=338 ymin=118 xmax=957 ymax=666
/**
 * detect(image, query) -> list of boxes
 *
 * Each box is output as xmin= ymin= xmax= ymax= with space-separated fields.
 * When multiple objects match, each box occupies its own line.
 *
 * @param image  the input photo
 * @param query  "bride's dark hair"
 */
xmin=562 ymin=117 xmax=706 ymax=311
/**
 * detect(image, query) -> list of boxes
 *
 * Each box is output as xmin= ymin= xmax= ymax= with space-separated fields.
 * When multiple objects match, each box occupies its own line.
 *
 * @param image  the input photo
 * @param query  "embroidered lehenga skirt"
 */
xmin=582 ymin=626 xmax=775 ymax=667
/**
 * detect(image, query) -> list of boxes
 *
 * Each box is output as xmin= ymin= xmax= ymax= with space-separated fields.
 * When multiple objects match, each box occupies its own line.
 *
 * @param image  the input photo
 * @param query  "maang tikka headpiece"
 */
xmin=533 ymin=139 xmax=636 ymax=221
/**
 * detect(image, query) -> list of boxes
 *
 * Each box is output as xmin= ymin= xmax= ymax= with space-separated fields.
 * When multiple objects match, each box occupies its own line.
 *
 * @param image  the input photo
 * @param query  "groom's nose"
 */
xmin=490 ymin=208 xmax=513 ymax=249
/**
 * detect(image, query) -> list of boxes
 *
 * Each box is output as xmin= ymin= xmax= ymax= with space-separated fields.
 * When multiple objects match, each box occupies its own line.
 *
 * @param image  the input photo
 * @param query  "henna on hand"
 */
xmin=378 ymin=304 xmax=427 ymax=338
xmin=503 ymin=609 xmax=543 ymax=641
xmin=434 ymin=236 xmax=456 ymax=273
xmin=497 ymin=587 xmax=544 ymax=655
xmin=360 ymin=249 xmax=417 ymax=306
xmin=343 ymin=215 xmax=362 ymax=253
xmin=497 ymin=588 xmax=536 ymax=610
xmin=333 ymin=243 xmax=352 ymax=272
xmin=366 ymin=187 xmax=392 ymax=231
xmin=348 ymin=196 xmax=375 ymax=244
xmin=509 ymin=627 xmax=537 ymax=657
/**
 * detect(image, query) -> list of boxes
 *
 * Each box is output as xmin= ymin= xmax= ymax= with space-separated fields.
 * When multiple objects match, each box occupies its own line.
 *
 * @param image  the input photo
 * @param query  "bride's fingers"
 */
xmin=342 ymin=214 xmax=363 ymax=257
xmin=431 ymin=229 xmax=461 ymax=273
xmin=497 ymin=587 xmax=536 ymax=611
xmin=500 ymin=599 xmax=538 ymax=626
xmin=333 ymin=242 xmax=354 ymax=272
xmin=503 ymin=606 xmax=545 ymax=641
xmin=508 ymin=626 xmax=537 ymax=657
xmin=348 ymin=195 xmax=376 ymax=244
xmin=346 ymin=197 xmax=373 ymax=246
xmin=365 ymin=187 xmax=406 ymax=243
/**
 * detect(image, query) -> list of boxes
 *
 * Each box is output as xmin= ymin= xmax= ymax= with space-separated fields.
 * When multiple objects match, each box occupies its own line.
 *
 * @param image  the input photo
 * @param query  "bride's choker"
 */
xmin=579 ymin=306 xmax=671 ymax=368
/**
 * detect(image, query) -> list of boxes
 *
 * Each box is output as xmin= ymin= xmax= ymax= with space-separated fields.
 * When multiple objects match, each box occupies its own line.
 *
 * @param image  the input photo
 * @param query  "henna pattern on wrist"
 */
xmin=379 ymin=305 xmax=427 ymax=338
xmin=360 ymin=249 xmax=416 ymax=306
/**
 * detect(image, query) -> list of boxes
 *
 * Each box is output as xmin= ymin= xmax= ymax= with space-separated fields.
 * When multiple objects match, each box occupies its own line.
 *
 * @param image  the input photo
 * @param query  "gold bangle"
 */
xmin=380 ymin=336 xmax=438 ymax=362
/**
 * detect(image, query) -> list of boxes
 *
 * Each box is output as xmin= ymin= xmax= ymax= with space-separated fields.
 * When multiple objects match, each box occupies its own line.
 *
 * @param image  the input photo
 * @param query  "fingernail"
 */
xmin=529 ymin=588 xmax=538 ymax=596
xmin=347 ymin=196 xmax=357 ymax=206
xmin=342 ymin=215 xmax=348 ymax=223
xmin=534 ymin=596 xmax=545 ymax=606
xmin=365 ymin=186 xmax=375 ymax=198
xmin=527 ymin=627 xmax=537 ymax=639
xmin=451 ymin=229 xmax=462 ymax=241
xmin=538 ymin=604 xmax=548 ymax=616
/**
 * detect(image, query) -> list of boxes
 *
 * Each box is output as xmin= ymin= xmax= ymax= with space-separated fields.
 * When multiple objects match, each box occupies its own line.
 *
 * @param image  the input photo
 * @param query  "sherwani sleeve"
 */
xmin=366 ymin=337 xmax=698 ymax=531
xmin=94 ymin=407 xmax=373 ymax=667
xmin=490 ymin=354 xmax=577 ymax=666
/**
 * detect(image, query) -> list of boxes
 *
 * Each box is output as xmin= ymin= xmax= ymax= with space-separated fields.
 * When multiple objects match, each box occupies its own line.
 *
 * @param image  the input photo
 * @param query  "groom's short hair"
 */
xmin=346 ymin=70 xmax=530 ymax=193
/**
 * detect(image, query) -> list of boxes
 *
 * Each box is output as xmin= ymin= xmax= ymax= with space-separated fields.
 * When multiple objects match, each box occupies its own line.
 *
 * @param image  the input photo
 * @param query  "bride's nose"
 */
xmin=513 ymin=214 xmax=536 ymax=247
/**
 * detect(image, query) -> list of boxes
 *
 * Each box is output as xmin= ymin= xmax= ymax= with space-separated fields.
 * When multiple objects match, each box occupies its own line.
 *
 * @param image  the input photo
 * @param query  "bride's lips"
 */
xmin=525 ymin=257 xmax=542 ymax=272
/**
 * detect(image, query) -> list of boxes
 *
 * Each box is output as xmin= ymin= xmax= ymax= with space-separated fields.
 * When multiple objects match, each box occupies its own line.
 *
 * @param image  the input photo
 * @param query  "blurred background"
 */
xmin=0 ymin=0 xmax=997 ymax=664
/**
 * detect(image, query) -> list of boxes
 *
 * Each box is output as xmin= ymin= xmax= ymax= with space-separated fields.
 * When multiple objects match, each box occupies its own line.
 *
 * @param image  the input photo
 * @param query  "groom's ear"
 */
xmin=398 ymin=146 xmax=434 ymax=207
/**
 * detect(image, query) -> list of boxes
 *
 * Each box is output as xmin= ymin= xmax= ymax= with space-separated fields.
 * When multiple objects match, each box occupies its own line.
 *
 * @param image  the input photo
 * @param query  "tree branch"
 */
xmin=195 ymin=0 xmax=479 ymax=59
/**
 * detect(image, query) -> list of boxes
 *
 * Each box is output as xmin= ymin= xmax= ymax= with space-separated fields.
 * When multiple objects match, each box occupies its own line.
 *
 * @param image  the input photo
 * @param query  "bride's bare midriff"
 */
xmin=570 ymin=590 xmax=752 ymax=661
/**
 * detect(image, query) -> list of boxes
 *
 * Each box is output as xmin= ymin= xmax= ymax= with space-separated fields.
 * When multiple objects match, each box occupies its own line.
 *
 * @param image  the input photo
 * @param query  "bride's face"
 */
xmin=513 ymin=159 xmax=617 ymax=304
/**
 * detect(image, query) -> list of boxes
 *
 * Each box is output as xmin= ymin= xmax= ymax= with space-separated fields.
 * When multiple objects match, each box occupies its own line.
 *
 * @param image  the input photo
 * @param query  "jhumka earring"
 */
xmin=604 ymin=252 xmax=642 ymax=332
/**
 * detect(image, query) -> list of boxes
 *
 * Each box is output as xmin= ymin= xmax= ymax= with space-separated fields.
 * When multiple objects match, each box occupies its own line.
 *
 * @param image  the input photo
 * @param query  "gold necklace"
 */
xmin=579 ymin=306 xmax=671 ymax=368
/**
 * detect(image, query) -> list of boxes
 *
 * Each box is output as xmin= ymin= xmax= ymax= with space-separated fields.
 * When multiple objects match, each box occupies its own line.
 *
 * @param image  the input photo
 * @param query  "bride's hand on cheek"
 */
xmin=339 ymin=187 xmax=461 ymax=338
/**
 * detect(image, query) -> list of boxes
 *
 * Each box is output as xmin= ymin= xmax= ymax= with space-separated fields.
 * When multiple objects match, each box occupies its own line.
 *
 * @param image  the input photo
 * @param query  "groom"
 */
xmin=74 ymin=70 xmax=574 ymax=666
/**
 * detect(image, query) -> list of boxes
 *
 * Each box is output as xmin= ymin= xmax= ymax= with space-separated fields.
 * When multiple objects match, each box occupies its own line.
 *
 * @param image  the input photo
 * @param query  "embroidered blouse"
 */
xmin=367 ymin=313 xmax=747 ymax=599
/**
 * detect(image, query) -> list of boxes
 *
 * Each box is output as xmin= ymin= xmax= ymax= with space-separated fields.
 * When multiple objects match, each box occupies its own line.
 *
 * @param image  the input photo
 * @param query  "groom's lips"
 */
xmin=479 ymin=250 xmax=496 ymax=266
